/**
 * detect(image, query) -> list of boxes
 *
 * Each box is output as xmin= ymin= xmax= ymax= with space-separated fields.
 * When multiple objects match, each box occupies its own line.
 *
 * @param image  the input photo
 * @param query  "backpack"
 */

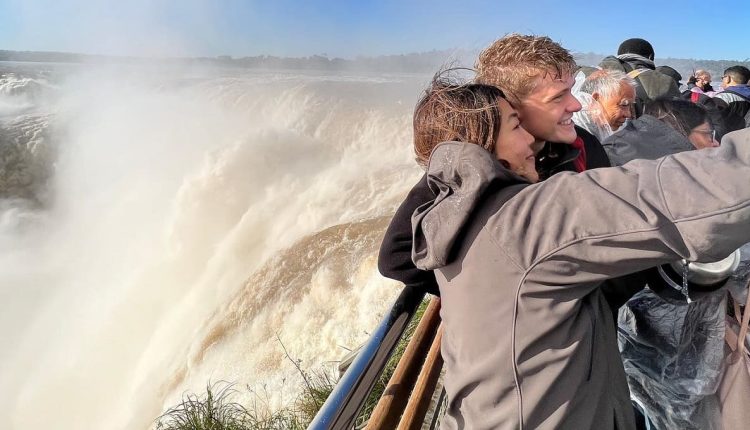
xmin=626 ymin=68 xmax=650 ymax=118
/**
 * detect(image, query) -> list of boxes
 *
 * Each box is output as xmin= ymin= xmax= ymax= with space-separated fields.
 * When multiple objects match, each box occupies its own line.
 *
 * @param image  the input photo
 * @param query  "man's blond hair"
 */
xmin=476 ymin=34 xmax=576 ymax=105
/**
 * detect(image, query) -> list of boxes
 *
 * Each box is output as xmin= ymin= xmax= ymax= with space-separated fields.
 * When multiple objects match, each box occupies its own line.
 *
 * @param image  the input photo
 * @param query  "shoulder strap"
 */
xmin=627 ymin=69 xmax=648 ymax=79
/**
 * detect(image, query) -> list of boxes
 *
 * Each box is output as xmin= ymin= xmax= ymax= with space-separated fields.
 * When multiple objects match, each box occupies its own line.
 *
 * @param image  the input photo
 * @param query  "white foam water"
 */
xmin=0 ymin=63 xmax=428 ymax=430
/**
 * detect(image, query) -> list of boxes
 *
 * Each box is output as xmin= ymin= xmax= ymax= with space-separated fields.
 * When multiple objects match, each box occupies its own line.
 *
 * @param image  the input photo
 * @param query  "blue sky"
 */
xmin=1 ymin=0 xmax=748 ymax=61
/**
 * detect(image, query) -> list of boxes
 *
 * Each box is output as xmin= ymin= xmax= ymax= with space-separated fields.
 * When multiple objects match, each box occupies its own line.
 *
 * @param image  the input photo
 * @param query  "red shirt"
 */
xmin=571 ymin=136 xmax=587 ymax=172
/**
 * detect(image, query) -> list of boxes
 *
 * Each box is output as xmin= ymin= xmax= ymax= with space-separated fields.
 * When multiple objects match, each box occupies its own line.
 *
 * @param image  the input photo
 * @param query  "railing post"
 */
xmin=366 ymin=298 xmax=441 ymax=429
xmin=308 ymin=287 xmax=426 ymax=430
xmin=397 ymin=322 xmax=444 ymax=430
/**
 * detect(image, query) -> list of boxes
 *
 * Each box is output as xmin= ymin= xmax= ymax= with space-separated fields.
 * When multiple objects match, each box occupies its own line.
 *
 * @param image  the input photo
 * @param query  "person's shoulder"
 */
xmin=598 ymin=55 xmax=628 ymax=72
xmin=721 ymin=86 xmax=750 ymax=102
xmin=722 ymin=127 xmax=750 ymax=146
xmin=636 ymin=70 xmax=680 ymax=97
xmin=405 ymin=172 xmax=433 ymax=200
xmin=714 ymin=91 xmax=735 ymax=102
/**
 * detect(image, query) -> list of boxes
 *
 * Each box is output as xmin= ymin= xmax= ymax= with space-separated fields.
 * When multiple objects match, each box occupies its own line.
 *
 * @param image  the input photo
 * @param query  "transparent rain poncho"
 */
xmin=618 ymin=288 xmax=726 ymax=429
xmin=571 ymin=70 xmax=614 ymax=143
xmin=617 ymin=243 xmax=750 ymax=429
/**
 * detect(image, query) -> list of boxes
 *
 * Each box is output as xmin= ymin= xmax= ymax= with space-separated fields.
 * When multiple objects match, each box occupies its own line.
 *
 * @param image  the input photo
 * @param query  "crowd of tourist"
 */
xmin=377 ymin=35 xmax=750 ymax=429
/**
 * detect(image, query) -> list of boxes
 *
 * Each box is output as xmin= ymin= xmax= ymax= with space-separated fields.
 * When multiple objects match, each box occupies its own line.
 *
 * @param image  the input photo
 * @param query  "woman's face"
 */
xmin=688 ymin=121 xmax=719 ymax=149
xmin=494 ymin=98 xmax=539 ymax=183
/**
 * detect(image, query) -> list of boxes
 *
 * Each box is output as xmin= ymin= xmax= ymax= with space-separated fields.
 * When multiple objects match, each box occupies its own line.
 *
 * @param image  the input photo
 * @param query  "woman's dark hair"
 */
xmin=644 ymin=98 xmax=709 ymax=137
xmin=413 ymin=70 xmax=505 ymax=167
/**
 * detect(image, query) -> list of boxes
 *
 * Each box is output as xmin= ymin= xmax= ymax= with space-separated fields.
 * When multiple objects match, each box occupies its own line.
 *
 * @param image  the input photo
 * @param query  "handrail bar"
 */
xmin=307 ymin=286 xmax=426 ymax=429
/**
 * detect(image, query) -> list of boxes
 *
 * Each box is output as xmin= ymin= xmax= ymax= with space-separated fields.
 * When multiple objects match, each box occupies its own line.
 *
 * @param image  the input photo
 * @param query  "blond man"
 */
xmin=476 ymin=34 xmax=611 ymax=177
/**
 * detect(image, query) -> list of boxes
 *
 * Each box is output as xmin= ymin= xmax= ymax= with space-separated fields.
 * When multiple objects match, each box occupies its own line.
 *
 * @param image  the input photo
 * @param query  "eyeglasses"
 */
xmin=693 ymin=129 xmax=716 ymax=140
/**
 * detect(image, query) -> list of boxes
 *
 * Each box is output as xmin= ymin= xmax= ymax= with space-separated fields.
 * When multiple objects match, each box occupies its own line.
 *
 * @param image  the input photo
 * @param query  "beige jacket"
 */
xmin=412 ymin=128 xmax=750 ymax=429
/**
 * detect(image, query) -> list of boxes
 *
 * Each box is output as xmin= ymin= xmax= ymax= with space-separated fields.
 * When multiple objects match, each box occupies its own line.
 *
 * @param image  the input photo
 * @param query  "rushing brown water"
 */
xmin=0 ymin=62 xmax=428 ymax=430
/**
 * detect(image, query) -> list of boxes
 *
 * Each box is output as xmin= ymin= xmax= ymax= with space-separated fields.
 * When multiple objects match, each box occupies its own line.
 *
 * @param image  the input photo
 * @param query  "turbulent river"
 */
xmin=0 ymin=61 xmax=429 ymax=430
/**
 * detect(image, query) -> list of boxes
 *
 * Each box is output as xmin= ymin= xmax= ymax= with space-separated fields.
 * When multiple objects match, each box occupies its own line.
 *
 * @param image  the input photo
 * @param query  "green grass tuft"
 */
xmin=155 ymin=381 xmax=253 ymax=430
xmin=155 ymin=298 xmax=431 ymax=429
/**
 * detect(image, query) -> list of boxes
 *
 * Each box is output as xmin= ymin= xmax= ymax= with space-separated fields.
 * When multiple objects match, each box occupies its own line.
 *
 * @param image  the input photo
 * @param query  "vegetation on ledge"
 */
xmin=154 ymin=298 xmax=431 ymax=430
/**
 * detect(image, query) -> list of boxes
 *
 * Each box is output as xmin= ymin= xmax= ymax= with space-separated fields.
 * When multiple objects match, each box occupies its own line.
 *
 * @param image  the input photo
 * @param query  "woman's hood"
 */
xmin=411 ymin=141 xmax=526 ymax=270
xmin=602 ymin=114 xmax=694 ymax=166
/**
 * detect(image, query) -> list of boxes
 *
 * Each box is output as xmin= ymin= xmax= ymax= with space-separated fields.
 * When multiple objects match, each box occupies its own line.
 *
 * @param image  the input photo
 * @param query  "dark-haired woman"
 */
xmin=602 ymin=98 xmax=718 ymax=167
xmin=602 ymin=97 xmax=744 ymax=429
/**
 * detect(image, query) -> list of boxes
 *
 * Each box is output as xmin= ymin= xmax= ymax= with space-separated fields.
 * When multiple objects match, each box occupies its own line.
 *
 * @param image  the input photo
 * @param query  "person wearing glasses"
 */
xmin=714 ymin=65 xmax=750 ymax=125
xmin=572 ymin=69 xmax=637 ymax=142
xmin=598 ymin=97 xmax=737 ymax=428
xmin=603 ymin=98 xmax=719 ymax=167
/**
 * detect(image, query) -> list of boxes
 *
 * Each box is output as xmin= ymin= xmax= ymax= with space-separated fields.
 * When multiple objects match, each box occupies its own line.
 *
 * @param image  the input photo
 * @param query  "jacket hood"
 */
xmin=616 ymin=53 xmax=656 ymax=70
xmin=411 ymin=141 xmax=526 ymax=270
xmin=602 ymin=114 xmax=694 ymax=166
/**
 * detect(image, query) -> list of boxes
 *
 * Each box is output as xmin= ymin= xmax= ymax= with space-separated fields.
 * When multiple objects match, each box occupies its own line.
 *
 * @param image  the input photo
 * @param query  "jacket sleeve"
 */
xmin=490 ymin=128 xmax=750 ymax=294
xmin=378 ymin=174 xmax=440 ymax=296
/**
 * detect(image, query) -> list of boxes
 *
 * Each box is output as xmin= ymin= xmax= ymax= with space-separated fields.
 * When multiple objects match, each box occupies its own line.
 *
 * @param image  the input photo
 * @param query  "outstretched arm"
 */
xmin=494 ymin=128 xmax=750 ymax=296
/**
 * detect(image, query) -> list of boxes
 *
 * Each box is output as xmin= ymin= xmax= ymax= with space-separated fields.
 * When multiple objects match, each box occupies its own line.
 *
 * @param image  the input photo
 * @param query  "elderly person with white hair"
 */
xmin=573 ymin=69 xmax=637 ymax=142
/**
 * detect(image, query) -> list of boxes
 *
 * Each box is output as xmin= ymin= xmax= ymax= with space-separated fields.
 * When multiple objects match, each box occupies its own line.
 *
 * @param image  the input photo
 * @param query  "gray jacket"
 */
xmin=412 ymin=128 xmax=750 ymax=429
xmin=602 ymin=114 xmax=694 ymax=167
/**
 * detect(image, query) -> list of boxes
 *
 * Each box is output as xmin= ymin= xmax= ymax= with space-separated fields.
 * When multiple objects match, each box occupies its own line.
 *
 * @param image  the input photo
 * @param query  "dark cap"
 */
xmin=617 ymin=38 xmax=655 ymax=60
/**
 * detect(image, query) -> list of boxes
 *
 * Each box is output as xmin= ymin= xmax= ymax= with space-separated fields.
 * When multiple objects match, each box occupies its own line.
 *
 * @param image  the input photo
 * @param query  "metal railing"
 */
xmin=307 ymin=287 xmax=426 ymax=430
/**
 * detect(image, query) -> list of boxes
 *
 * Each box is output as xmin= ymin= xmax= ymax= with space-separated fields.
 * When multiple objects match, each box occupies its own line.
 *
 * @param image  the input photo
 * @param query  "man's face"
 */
xmin=597 ymin=83 xmax=636 ymax=130
xmin=515 ymin=71 xmax=581 ymax=148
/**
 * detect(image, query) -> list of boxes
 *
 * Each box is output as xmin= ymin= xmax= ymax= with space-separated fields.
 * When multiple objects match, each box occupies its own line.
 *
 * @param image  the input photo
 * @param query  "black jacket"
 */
xmin=540 ymin=125 xmax=611 ymax=178
xmin=378 ymin=173 xmax=442 ymax=295
xmin=681 ymin=91 xmax=745 ymax=141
